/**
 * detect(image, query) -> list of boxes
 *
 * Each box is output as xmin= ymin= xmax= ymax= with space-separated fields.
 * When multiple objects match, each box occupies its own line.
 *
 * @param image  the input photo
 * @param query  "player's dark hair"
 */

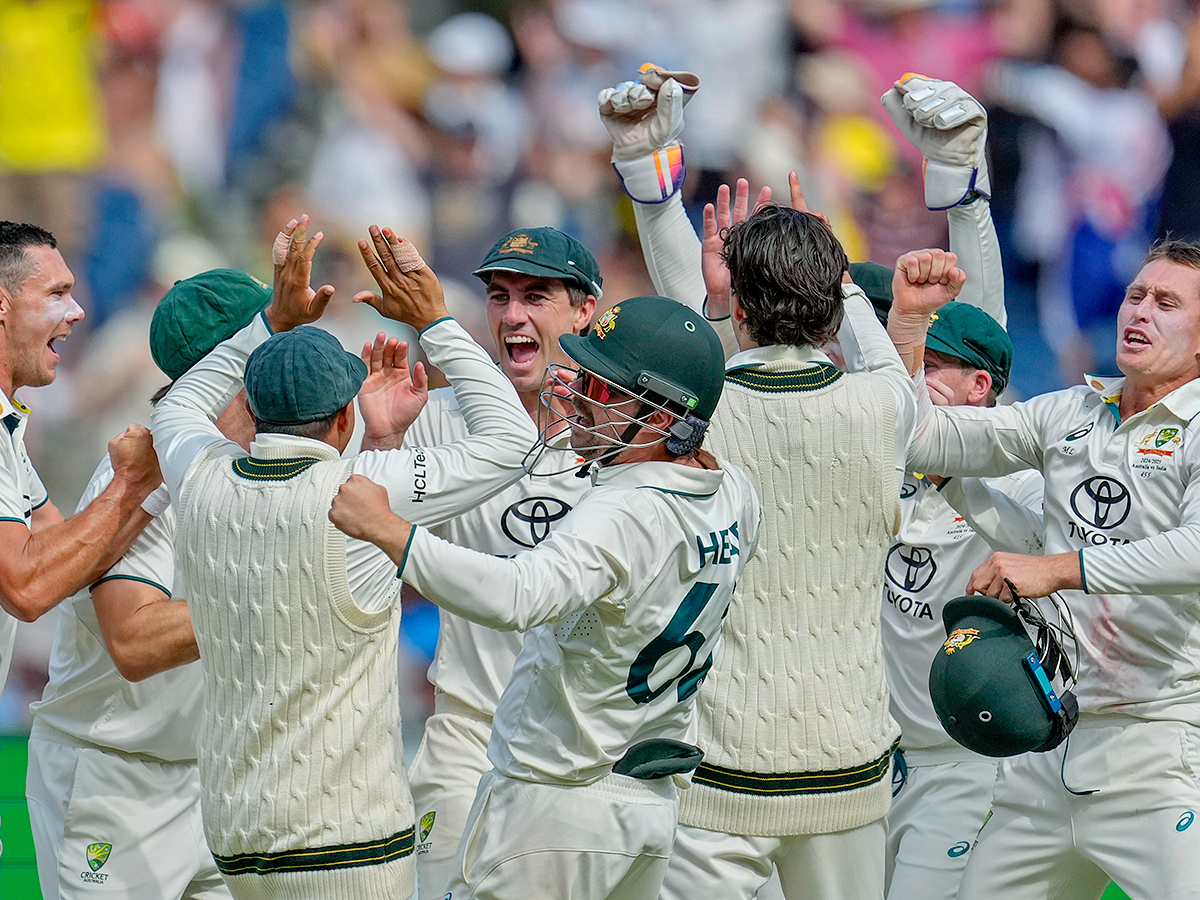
xmin=722 ymin=205 xmax=848 ymax=348
xmin=0 ymin=221 xmax=57 ymax=296
xmin=1141 ymin=238 xmax=1200 ymax=273
xmin=254 ymin=410 xmax=340 ymax=440
xmin=150 ymin=383 xmax=173 ymax=406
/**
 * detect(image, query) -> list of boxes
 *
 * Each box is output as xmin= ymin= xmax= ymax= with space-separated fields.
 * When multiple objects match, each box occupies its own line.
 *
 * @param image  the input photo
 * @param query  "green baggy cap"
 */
xmin=244 ymin=326 xmax=367 ymax=426
xmin=926 ymin=302 xmax=1013 ymax=395
xmin=474 ymin=227 xmax=603 ymax=299
xmin=150 ymin=269 xmax=272 ymax=380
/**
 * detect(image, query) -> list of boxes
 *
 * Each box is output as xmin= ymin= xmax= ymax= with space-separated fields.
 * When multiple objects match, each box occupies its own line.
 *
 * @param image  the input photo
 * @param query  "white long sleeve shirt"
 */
xmin=908 ymin=372 xmax=1200 ymax=720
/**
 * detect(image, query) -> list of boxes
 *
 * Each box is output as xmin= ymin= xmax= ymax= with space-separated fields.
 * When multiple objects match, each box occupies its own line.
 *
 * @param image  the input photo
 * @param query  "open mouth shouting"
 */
xmin=504 ymin=333 xmax=539 ymax=368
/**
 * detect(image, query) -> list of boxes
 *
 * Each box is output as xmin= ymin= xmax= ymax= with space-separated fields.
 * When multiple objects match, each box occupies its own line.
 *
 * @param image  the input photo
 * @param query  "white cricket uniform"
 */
xmin=0 ymin=392 xmax=48 ymax=696
xmin=25 ymin=455 xmax=227 ymax=899
xmin=150 ymin=313 xmax=537 ymax=898
xmin=908 ymin=371 xmax=1200 ymax=899
xmin=403 ymin=388 xmax=589 ymax=900
xmin=401 ymin=457 xmax=761 ymax=900
xmin=884 ymin=470 xmax=1042 ymax=900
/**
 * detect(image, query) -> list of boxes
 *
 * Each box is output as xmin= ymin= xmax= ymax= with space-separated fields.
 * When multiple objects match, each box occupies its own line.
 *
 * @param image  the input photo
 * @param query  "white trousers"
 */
xmin=409 ymin=698 xmax=494 ymax=900
xmin=26 ymin=734 xmax=230 ymax=900
xmin=660 ymin=816 xmax=887 ymax=900
xmin=959 ymin=716 xmax=1200 ymax=900
xmin=886 ymin=753 xmax=998 ymax=900
xmin=444 ymin=768 xmax=678 ymax=900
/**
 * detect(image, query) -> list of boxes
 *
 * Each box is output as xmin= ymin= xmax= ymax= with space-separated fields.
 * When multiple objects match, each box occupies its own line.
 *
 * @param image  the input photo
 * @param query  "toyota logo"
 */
xmin=501 ymin=496 xmax=572 ymax=548
xmin=1069 ymin=477 xmax=1131 ymax=530
xmin=900 ymin=479 xmax=918 ymax=499
xmin=885 ymin=544 xmax=937 ymax=593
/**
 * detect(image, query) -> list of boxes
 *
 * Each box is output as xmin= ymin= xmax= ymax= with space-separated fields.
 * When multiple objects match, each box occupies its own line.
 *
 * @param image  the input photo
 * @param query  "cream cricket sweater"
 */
xmin=179 ymin=449 xmax=413 ymax=898
xmin=682 ymin=350 xmax=902 ymax=836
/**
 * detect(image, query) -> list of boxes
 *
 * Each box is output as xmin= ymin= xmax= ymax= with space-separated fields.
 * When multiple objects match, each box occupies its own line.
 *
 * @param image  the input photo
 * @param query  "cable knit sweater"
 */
xmin=179 ymin=449 xmax=412 ymax=899
xmin=681 ymin=348 xmax=902 ymax=837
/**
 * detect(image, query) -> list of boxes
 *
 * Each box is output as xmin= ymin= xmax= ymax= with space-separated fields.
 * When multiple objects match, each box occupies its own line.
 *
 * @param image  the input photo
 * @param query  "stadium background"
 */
xmin=3 ymin=0 xmax=1191 ymax=895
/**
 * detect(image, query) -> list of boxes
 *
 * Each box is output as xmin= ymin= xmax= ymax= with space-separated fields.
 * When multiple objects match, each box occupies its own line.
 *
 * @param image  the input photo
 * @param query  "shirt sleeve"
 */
xmin=632 ymin=196 xmax=740 ymax=359
xmin=150 ymin=314 xmax=273 ymax=499
xmin=939 ymin=471 xmax=1045 ymax=555
xmin=836 ymin=285 xmax=917 ymax=480
xmin=401 ymin=490 xmax=657 ymax=631
xmin=93 ymin=506 xmax=176 ymax=598
xmin=0 ymin=446 xmax=31 ymax=525
xmin=948 ymin=198 xmax=1006 ymax=328
xmin=353 ymin=318 xmax=536 ymax=526
xmin=906 ymin=371 xmax=1048 ymax=478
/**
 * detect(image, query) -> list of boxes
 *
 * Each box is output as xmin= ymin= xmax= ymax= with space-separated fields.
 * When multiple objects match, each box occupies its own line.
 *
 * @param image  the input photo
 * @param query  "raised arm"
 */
xmin=0 ymin=426 xmax=160 ymax=622
xmin=350 ymin=228 xmax=536 ymax=525
xmin=881 ymin=74 xmax=1005 ymax=325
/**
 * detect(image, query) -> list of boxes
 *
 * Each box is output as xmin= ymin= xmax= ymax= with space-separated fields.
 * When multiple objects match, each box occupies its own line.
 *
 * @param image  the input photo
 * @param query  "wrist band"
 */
xmin=141 ymin=484 xmax=171 ymax=517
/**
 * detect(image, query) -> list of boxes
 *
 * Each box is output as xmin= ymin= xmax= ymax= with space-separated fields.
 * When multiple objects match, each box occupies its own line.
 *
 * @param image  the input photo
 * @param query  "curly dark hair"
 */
xmin=721 ymin=205 xmax=848 ymax=348
xmin=0 ymin=221 xmax=57 ymax=296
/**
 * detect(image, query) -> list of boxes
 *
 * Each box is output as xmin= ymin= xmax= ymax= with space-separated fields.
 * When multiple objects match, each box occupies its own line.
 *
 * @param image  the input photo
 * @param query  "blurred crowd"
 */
xmin=2 ymin=0 xmax=1197 ymax=730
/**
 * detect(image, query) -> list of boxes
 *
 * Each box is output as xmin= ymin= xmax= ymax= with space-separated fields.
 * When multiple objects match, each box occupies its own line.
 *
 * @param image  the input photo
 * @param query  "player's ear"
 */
xmin=968 ymin=369 xmax=993 ymax=405
xmin=575 ymin=294 xmax=597 ymax=335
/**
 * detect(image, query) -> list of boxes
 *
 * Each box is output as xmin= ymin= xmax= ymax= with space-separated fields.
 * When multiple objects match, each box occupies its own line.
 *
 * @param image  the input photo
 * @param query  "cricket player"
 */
xmin=404 ymin=226 xmax=600 ymax=900
xmin=24 ymin=268 xmax=264 ymax=900
xmin=149 ymin=227 xmax=538 ymax=900
xmin=0 ymin=221 xmax=159 ymax=701
xmin=329 ymin=294 xmax=760 ymax=900
xmin=892 ymin=236 xmax=1200 ymax=900
xmin=23 ymin=218 xmax=341 ymax=899
xmin=874 ymin=76 xmax=1045 ymax=900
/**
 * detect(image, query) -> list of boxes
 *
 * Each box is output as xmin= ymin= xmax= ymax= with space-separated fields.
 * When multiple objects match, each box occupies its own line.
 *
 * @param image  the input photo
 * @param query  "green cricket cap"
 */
xmin=928 ymin=595 xmax=1059 ymax=758
xmin=243 ymin=326 xmax=367 ymax=426
xmin=150 ymin=269 xmax=272 ymax=380
xmin=848 ymin=261 xmax=894 ymax=327
xmin=559 ymin=295 xmax=724 ymax=421
xmin=474 ymin=227 xmax=603 ymax=299
xmin=926 ymin=302 xmax=1013 ymax=395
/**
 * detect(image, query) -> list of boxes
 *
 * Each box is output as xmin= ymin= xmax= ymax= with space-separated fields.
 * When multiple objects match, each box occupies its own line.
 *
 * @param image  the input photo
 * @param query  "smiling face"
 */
xmin=0 ymin=244 xmax=84 ymax=396
xmin=485 ymin=271 xmax=595 ymax=407
xmin=565 ymin=369 xmax=643 ymax=462
xmin=1115 ymin=258 xmax=1200 ymax=392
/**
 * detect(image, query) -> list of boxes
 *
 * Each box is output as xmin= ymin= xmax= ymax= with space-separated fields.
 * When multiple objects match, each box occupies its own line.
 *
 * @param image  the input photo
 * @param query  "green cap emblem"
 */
xmin=86 ymin=842 xmax=112 ymax=872
xmin=419 ymin=811 xmax=436 ymax=843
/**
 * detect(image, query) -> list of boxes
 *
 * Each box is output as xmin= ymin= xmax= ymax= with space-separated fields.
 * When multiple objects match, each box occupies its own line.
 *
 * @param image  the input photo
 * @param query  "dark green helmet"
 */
xmin=929 ymin=595 xmax=1077 ymax=758
xmin=558 ymin=295 xmax=725 ymax=422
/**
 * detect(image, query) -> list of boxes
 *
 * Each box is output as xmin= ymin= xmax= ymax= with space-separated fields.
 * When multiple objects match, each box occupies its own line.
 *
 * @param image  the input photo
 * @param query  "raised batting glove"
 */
xmin=598 ymin=64 xmax=699 ymax=203
xmin=881 ymin=73 xmax=991 ymax=210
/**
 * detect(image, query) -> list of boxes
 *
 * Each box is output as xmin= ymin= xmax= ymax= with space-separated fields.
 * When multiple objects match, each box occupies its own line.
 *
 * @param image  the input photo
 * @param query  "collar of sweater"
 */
xmin=248 ymin=433 xmax=342 ymax=462
xmin=725 ymin=343 xmax=832 ymax=372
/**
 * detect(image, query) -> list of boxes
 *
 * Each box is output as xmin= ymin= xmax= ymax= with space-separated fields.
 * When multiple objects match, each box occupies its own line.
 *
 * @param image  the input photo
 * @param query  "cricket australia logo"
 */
xmin=420 ymin=811 xmax=436 ymax=843
xmin=501 ymin=496 xmax=572 ymax=548
xmin=1137 ymin=426 xmax=1182 ymax=458
xmin=1069 ymin=477 xmax=1131 ymax=529
xmin=498 ymin=233 xmax=537 ymax=255
xmin=943 ymin=628 xmax=980 ymax=654
xmin=885 ymin=544 xmax=937 ymax=593
xmin=80 ymin=842 xmax=112 ymax=883
xmin=594 ymin=306 xmax=620 ymax=339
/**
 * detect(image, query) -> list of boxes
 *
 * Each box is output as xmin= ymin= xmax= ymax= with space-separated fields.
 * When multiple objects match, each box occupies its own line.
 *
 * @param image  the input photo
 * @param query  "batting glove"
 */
xmin=881 ymin=73 xmax=991 ymax=210
xmin=599 ymin=64 xmax=700 ymax=203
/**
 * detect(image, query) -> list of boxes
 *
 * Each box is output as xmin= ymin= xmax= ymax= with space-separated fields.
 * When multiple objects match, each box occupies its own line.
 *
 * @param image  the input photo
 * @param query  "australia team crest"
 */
xmin=594 ymin=306 xmax=620 ymax=339
xmin=943 ymin=628 xmax=980 ymax=655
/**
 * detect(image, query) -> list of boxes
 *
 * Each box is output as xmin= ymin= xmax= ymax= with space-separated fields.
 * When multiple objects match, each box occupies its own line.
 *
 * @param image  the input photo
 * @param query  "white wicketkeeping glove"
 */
xmin=598 ymin=64 xmax=700 ymax=203
xmin=881 ymin=73 xmax=991 ymax=210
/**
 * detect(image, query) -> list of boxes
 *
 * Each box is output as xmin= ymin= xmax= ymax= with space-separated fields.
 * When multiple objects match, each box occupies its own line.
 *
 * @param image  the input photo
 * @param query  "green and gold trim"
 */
xmin=214 ymin=827 xmax=415 ymax=876
xmin=693 ymin=746 xmax=893 ymax=796
xmin=725 ymin=363 xmax=842 ymax=394
xmin=232 ymin=457 xmax=320 ymax=481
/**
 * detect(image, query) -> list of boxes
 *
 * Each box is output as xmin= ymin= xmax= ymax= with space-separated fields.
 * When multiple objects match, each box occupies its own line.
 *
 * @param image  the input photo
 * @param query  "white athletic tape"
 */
xmin=141 ymin=484 xmax=171 ymax=517
xmin=272 ymin=230 xmax=290 ymax=266
xmin=387 ymin=235 xmax=428 ymax=273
